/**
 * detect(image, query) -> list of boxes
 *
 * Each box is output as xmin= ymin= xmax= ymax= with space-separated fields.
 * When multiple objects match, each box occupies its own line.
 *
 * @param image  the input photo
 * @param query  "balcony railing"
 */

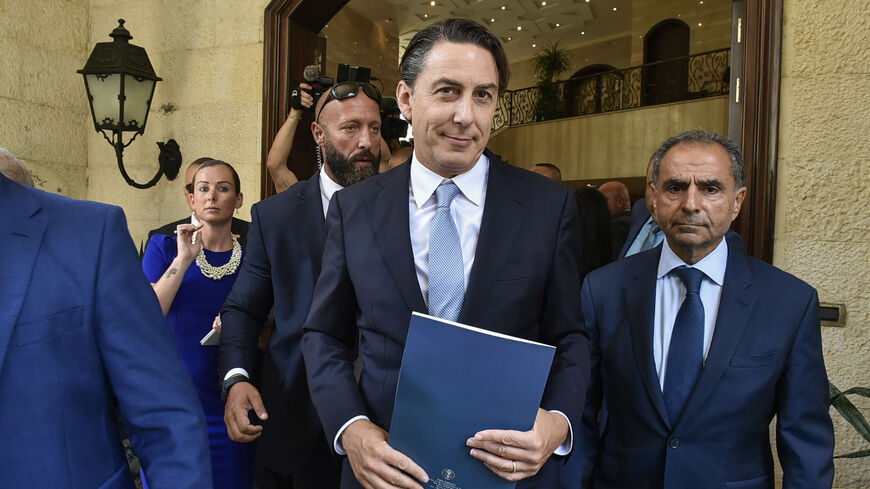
xmin=493 ymin=48 xmax=730 ymax=131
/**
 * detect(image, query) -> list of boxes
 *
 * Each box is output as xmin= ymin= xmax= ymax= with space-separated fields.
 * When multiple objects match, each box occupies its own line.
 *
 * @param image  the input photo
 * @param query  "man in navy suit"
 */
xmin=571 ymin=130 xmax=833 ymax=488
xmin=219 ymin=79 xmax=381 ymax=488
xmin=0 ymin=170 xmax=211 ymax=488
xmin=302 ymin=18 xmax=589 ymax=489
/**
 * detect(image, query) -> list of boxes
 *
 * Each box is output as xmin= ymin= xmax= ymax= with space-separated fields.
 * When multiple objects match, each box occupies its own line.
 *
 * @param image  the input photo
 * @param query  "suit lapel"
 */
xmin=625 ymin=248 xmax=672 ymax=429
xmin=459 ymin=155 xmax=527 ymax=322
xmin=370 ymin=164 xmax=427 ymax=313
xmin=0 ymin=178 xmax=45 ymax=373
xmin=678 ymin=248 xmax=756 ymax=425
xmin=297 ymin=175 xmax=326 ymax=275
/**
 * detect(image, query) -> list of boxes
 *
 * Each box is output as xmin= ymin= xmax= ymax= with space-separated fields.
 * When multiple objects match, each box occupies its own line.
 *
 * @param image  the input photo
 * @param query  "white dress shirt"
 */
xmin=335 ymin=152 xmax=572 ymax=456
xmin=654 ymin=238 xmax=728 ymax=389
xmin=223 ymin=165 xmax=343 ymax=382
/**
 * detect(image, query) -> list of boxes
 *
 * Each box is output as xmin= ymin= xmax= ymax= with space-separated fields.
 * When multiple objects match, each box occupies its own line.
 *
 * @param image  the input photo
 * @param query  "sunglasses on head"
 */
xmin=316 ymin=82 xmax=382 ymax=122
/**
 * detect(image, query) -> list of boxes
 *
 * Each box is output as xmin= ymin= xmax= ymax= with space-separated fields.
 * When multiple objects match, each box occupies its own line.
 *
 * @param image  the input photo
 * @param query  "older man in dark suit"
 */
xmin=569 ymin=130 xmax=833 ymax=489
xmin=302 ymin=18 xmax=590 ymax=489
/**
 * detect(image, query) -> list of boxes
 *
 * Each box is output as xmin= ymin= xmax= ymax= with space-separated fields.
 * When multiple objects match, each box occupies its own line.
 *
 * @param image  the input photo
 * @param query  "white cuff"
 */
xmin=550 ymin=410 xmax=573 ymax=456
xmin=334 ymin=415 xmax=370 ymax=455
xmin=223 ymin=368 xmax=250 ymax=381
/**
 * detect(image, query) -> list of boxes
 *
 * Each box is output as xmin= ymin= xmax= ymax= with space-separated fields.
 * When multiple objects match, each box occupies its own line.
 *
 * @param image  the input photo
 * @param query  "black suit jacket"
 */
xmin=146 ymin=215 xmax=250 ymax=248
xmin=302 ymin=151 xmax=591 ymax=489
xmin=567 ymin=245 xmax=834 ymax=489
xmin=220 ymin=175 xmax=331 ymax=473
xmin=619 ymin=198 xmax=743 ymax=258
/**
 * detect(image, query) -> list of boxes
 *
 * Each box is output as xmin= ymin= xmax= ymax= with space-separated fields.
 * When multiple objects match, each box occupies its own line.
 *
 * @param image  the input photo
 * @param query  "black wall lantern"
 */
xmin=78 ymin=19 xmax=178 ymax=189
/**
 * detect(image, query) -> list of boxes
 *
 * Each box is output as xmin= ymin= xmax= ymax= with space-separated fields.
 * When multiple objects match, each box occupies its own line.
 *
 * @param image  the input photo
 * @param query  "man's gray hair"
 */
xmin=0 ymin=147 xmax=34 ymax=186
xmin=650 ymin=130 xmax=745 ymax=190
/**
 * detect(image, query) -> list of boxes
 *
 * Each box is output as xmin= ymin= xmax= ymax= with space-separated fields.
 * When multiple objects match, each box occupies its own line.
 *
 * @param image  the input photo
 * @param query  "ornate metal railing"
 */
xmin=492 ymin=48 xmax=730 ymax=132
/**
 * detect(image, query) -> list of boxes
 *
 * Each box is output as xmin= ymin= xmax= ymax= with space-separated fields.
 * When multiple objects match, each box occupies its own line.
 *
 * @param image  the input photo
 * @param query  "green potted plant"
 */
xmin=533 ymin=41 xmax=571 ymax=121
xmin=829 ymin=381 xmax=870 ymax=458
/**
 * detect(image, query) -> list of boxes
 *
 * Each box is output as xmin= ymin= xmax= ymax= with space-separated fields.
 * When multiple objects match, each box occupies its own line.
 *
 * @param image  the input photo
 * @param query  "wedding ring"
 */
xmin=511 ymin=460 xmax=516 ymax=473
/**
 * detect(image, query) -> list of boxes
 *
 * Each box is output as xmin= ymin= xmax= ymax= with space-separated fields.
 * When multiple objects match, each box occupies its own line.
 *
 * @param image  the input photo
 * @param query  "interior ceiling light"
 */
xmin=541 ymin=1 xmax=546 ymax=5
xmin=517 ymin=25 xmax=522 ymax=30
xmin=555 ymin=23 xmax=560 ymax=27
xmin=532 ymin=43 xmax=537 ymax=47
xmin=490 ymin=18 xmax=495 ymax=22
xmin=613 ymin=7 xmax=618 ymax=11
xmin=501 ymin=5 xmax=506 ymax=10
xmin=430 ymin=0 xmax=436 ymax=5
xmin=698 ymin=22 xmax=703 ymax=26
xmin=581 ymin=31 xmax=585 ymax=35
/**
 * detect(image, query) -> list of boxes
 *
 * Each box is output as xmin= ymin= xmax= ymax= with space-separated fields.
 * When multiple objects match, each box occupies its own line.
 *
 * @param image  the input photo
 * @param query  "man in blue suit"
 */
xmin=572 ymin=130 xmax=834 ymax=489
xmin=219 ymin=79 xmax=381 ymax=488
xmin=0 ymin=170 xmax=211 ymax=488
xmin=302 ymin=18 xmax=590 ymax=489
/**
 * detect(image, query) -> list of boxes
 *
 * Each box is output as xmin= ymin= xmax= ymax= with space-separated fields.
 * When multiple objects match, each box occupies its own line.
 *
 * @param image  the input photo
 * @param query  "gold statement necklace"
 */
xmin=196 ymin=234 xmax=242 ymax=280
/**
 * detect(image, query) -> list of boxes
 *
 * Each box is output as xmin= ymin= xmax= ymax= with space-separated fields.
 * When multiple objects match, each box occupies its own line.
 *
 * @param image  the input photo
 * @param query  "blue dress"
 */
xmin=142 ymin=235 xmax=254 ymax=489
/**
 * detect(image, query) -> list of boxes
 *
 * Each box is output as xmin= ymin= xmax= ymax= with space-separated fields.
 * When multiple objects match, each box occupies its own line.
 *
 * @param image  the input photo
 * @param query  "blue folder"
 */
xmin=388 ymin=312 xmax=556 ymax=489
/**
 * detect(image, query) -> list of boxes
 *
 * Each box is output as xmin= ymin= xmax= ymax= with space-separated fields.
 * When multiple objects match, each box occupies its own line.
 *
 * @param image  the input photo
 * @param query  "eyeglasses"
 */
xmin=316 ymin=82 xmax=382 ymax=122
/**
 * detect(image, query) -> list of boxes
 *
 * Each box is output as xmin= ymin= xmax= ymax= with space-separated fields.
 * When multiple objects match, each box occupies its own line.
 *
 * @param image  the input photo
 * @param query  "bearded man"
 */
xmin=219 ymin=81 xmax=382 ymax=489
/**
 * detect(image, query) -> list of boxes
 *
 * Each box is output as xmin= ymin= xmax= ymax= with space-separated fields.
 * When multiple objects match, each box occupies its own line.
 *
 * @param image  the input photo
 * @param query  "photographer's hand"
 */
xmin=267 ymin=82 xmax=313 ymax=192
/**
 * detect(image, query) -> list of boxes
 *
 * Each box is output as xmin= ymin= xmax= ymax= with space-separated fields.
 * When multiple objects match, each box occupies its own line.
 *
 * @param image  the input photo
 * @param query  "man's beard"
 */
xmin=324 ymin=141 xmax=379 ymax=187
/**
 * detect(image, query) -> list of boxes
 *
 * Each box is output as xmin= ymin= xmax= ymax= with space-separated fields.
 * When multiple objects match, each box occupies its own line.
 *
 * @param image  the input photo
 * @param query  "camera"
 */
xmin=291 ymin=63 xmax=375 ymax=111
xmin=380 ymin=97 xmax=409 ymax=141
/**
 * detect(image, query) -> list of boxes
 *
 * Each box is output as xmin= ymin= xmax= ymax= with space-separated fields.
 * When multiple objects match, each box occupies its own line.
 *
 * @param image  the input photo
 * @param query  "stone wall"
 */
xmin=0 ymin=0 xmax=90 ymax=197
xmin=775 ymin=1 xmax=870 ymax=486
xmin=85 ymin=0 xmax=269 ymax=249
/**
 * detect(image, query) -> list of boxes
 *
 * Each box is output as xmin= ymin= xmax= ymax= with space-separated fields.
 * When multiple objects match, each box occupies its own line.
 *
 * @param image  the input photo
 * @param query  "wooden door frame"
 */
xmin=261 ymin=0 xmax=783 ymax=262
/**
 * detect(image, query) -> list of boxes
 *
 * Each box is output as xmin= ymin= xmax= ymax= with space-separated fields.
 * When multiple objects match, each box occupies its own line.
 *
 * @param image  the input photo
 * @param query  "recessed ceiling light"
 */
xmin=490 ymin=18 xmax=495 ymax=22
xmin=532 ymin=43 xmax=537 ymax=47
xmin=430 ymin=0 xmax=435 ymax=5
xmin=698 ymin=22 xmax=703 ymax=26
xmin=555 ymin=23 xmax=560 ymax=27
xmin=585 ymin=0 xmax=590 ymax=2
xmin=581 ymin=31 xmax=585 ymax=35
xmin=700 ymin=0 xmax=704 ymax=3
xmin=613 ymin=7 xmax=618 ymax=11
xmin=517 ymin=25 xmax=522 ymax=31
xmin=423 ymin=13 xmax=428 ymax=18
xmin=501 ymin=5 xmax=506 ymax=10
xmin=507 ymin=36 xmax=512 ymax=40
xmin=541 ymin=1 xmax=546 ymax=5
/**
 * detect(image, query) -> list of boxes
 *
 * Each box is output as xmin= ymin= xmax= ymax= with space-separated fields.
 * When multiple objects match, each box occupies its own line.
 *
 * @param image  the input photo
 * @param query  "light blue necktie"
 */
xmin=625 ymin=217 xmax=664 ymax=257
xmin=663 ymin=266 xmax=706 ymax=424
xmin=428 ymin=181 xmax=465 ymax=321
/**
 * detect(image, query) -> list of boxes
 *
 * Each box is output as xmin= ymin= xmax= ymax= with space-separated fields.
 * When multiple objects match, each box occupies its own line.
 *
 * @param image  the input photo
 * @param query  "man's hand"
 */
xmin=223 ymin=380 xmax=268 ymax=443
xmin=466 ymin=408 xmax=569 ymax=481
xmin=342 ymin=419 xmax=429 ymax=489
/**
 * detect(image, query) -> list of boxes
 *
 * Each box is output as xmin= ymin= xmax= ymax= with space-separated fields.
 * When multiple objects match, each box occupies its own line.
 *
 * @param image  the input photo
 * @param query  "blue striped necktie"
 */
xmin=428 ymin=181 xmax=465 ymax=321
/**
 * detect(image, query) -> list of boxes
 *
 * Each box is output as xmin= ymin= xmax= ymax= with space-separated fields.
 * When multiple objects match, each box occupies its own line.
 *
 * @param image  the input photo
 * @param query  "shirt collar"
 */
xmin=319 ymin=164 xmax=344 ymax=203
xmin=410 ymin=151 xmax=489 ymax=208
xmin=657 ymin=236 xmax=728 ymax=286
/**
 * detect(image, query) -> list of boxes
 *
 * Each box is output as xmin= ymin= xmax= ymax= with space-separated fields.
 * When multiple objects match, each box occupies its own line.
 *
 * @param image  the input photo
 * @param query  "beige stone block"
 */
xmin=0 ymin=0 xmax=89 ymax=55
xmin=25 ymin=103 xmax=89 ymax=168
xmin=19 ymin=46 xmax=88 ymax=110
xmin=211 ymin=0 xmax=267 ymax=47
xmin=783 ymin=0 xmax=870 ymax=76
xmin=0 ymin=39 xmax=23 ymax=100
xmin=776 ymin=157 xmax=870 ymax=244
xmin=780 ymin=74 xmax=870 ymax=161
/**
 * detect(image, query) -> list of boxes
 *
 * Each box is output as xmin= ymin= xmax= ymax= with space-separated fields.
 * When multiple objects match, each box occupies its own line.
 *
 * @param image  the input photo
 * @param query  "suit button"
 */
xmin=669 ymin=438 xmax=680 ymax=449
